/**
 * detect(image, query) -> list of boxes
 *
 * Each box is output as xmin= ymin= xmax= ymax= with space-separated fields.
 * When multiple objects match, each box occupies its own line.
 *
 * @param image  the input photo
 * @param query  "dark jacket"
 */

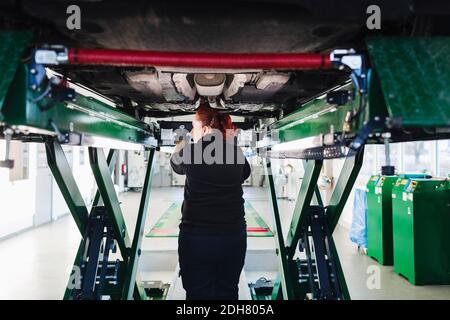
xmin=170 ymin=133 xmax=251 ymax=234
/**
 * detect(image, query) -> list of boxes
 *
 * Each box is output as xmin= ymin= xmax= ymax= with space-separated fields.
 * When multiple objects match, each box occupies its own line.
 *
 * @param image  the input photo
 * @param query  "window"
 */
xmin=376 ymin=143 xmax=401 ymax=172
xmin=79 ymin=147 xmax=85 ymax=166
xmin=438 ymin=140 xmax=450 ymax=177
xmin=403 ymin=141 xmax=434 ymax=174
xmin=360 ymin=145 xmax=376 ymax=176
xmin=9 ymin=141 xmax=29 ymax=181
xmin=62 ymin=145 xmax=74 ymax=169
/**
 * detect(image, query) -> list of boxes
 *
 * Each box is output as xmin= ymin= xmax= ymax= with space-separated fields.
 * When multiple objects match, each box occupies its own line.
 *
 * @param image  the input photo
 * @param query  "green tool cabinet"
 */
xmin=392 ymin=178 xmax=450 ymax=285
xmin=366 ymin=175 xmax=398 ymax=265
xmin=366 ymin=174 xmax=430 ymax=265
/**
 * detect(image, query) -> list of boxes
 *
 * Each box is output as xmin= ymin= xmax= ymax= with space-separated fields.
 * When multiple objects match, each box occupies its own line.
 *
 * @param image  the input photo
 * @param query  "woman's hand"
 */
xmin=174 ymin=139 xmax=186 ymax=153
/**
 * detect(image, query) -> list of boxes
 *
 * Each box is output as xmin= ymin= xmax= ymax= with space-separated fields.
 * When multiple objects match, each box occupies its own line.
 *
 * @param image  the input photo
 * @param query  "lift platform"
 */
xmin=1 ymin=30 xmax=450 ymax=300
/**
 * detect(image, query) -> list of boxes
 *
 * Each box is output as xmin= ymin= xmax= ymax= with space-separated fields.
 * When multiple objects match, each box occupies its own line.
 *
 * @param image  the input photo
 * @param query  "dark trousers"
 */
xmin=178 ymin=227 xmax=247 ymax=300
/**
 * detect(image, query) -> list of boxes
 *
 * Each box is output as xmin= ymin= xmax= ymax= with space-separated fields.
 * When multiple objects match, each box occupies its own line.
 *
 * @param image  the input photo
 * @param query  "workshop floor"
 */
xmin=0 ymin=186 xmax=449 ymax=300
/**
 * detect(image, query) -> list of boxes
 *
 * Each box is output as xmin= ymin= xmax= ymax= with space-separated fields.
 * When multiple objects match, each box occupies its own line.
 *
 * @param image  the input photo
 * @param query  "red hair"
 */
xmin=195 ymin=104 xmax=236 ymax=139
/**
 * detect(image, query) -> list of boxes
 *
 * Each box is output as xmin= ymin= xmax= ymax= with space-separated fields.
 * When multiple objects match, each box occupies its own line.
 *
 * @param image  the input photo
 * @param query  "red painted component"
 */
xmin=246 ymin=227 xmax=270 ymax=232
xmin=121 ymin=163 xmax=127 ymax=175
xmin=68 ymin=48 xmax=332 ymax=70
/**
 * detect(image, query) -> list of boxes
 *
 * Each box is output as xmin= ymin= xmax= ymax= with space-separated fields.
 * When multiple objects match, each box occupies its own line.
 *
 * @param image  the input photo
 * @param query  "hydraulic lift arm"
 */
xmin=258 ymin=37 xmax=450 ymax=300
xmin=0 ymin=31 xmax=158 ymax=300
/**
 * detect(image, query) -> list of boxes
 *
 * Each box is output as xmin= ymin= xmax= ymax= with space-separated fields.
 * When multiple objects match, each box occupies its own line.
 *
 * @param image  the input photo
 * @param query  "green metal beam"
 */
xmin=1 ymin=63 xmax=155 ymax=146
xmin=89 ymin=147 xmax=131 ymax=258
xmin=264 ymin=158 xmax=296 ymax=300
xmin=63 ymin=149 xmax=117 ymax=300
xmin=122 ymin=148 xmax=156 ymax=300
xmin=63 ymin=242 xmax=85 ymax=300
xmin=269 ymin=82 xmax=361 ymax=144
xmin=328 ymin=236 xmax=350 ymax=300
xmin=0 ymin=31 xmax=32 ymax=120
xmin=93 ymin=149 xmax=119 ymax=206
xmin=286 ymin=159 xmax=323 ymax=259
xmin=326 ymin=147 xmax=365 ymax=233
xmin=45 ymin=139 xmax=88 ymax=234
xmin=265 ymin=157 xmax=352 ymax=300
xmin=313 ymin=186 xmax=323 ymax=207
xmin=367 ymin=37 xmax=450 ymax=127
xmin=267 ymin=38 xmax=450 ymax=145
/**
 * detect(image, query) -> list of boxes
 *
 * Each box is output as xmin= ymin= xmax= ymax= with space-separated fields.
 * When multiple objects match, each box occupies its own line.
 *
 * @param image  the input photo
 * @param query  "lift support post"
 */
xmin=0 ymin=32 xmax=159 ymax=299
xmin=259 ymin=37 xmax=450 ymax=299
xmin=265 ymin=152 xmax=362 ymax=300
xmin=61 ymin=147 xmax=118 ymax=299
xmin=122 ymin=147 xmax=156 ymax=300
xmin=264 ymin=158 xmax=297 ymax=300
xmin=45 ymin=139 xmax=156 ymax=299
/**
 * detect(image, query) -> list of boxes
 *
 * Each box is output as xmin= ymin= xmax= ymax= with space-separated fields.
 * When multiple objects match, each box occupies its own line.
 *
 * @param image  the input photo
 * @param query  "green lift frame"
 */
xmin=1 ymin=31 xmax=450 ymax=300
xmin=1 ymin=31 xmax=158 ymax=299
xmin=264 ymin=149 xmax=363 ymax=300
xmin=47 ymin=141 xmax=156 ymax=299
xmin=258 ymin=37 xmax=450 ymax=300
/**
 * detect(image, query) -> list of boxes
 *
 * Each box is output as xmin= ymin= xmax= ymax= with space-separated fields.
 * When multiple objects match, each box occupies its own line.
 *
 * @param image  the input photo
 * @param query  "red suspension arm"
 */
xmin=67 ymin=48 xmax=332 ymax=70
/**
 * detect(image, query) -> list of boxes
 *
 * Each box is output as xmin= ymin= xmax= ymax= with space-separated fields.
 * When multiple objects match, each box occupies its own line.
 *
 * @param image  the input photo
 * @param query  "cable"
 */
xmin=30 ymin=81 xmax=51 ymax=104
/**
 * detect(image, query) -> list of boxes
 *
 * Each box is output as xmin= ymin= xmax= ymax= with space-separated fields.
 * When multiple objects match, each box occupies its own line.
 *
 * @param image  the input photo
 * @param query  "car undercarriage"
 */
xmin=2 ymin=0 xmax=449 ymax=121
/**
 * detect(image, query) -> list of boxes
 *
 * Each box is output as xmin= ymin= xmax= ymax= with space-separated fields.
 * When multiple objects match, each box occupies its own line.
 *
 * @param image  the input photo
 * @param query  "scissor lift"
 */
xmin=1 ymin=31 xmax=449 ymax=299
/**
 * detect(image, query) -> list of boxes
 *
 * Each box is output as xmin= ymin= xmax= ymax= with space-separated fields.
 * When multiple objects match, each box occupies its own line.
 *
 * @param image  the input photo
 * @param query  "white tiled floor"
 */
xmin=0 ymin=186 xmax=449 ymax=299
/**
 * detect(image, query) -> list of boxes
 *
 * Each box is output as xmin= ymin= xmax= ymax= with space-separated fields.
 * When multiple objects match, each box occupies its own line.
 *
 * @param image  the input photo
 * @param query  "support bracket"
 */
xmin=46 ymin=138 xmax=155 ymax=300
xmin=263 ymin=147 xmax=364 ymax=300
